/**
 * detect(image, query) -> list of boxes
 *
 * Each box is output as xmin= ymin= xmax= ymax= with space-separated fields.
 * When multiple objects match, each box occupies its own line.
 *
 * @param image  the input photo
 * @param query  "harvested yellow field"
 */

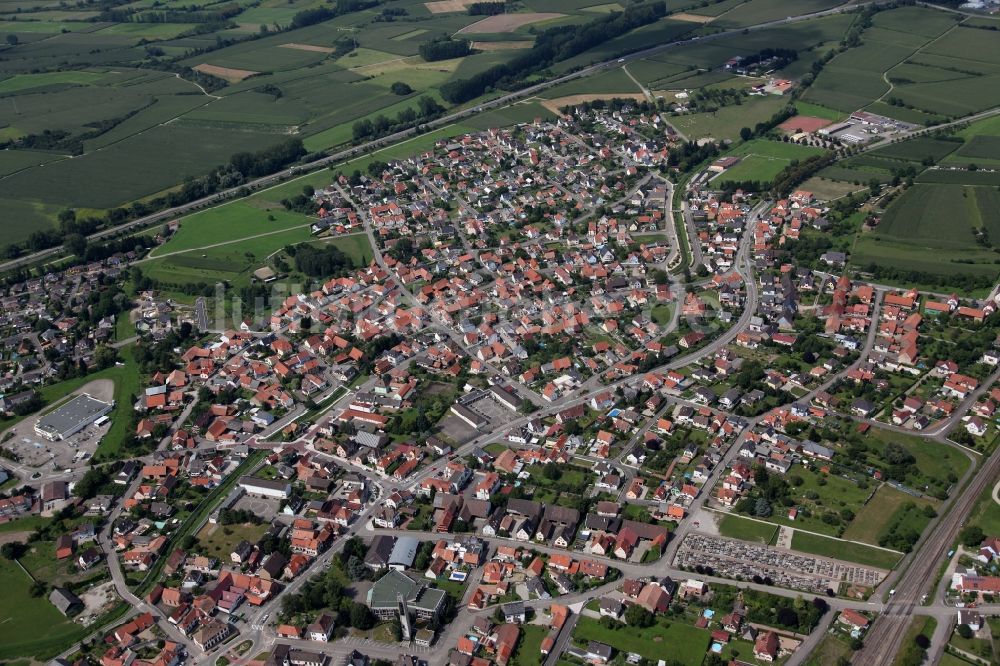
xmin=350 ymin=55 xmax=464 ymax=77
xmin=671 ymin=12 xmax=714 ymax=23
xmin=425 ymin=0 xmax=474 ymax=13
xmin=471 ymin=40 xmax=534 ymax=51
xmin=280 ymin=43 xmax=336 ymax=53
xmin=540 ymin=92 xmax=646 ymax=116
xmin=193 ymin=63 xmax=258 ymax=82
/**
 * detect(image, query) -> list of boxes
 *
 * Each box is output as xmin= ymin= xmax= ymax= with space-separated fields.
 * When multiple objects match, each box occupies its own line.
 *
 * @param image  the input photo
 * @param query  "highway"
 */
xmin=0 ymin=0 xmax=877 ymax=276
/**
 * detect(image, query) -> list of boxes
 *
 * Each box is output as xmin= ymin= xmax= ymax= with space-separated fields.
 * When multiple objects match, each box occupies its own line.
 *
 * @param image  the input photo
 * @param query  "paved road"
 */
xmin=0 ymin=0 xmax=883 ymax=276
xmin=854 ymin=422 xmax=1000 ymax=664
xmin=681 ymin=199 xmax=706 ymax=271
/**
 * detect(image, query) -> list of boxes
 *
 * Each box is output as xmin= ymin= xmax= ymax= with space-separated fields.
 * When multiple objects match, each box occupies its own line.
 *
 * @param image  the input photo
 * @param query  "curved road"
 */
xmin=0 ymin=0 xmax=881 ymax=275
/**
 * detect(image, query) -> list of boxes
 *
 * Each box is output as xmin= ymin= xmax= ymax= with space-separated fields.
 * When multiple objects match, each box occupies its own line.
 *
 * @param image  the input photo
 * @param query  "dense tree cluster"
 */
xmin=290 ymin=0 xmax=377 ymax=29
xmin=772 ymin=153 xmax=835 ymax=196
xmin=293 ymin=243 xmax=355 ymax=278
xmin=468 ymin=1 xmax=506 ymax=15
xmin=352 ymin=96 xmax=444 ymax=142
xmin=419 ymin=38 xmax=472 ymax=62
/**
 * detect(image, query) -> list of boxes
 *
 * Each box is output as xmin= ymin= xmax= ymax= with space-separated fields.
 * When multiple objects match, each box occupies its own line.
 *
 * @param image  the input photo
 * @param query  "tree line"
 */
xmin=352 ymin=95 xmax=444 ymax=141
xmin=468 ymin=1 xmax=507 ymax=15
xmin=293 ymin=243 xmax=356 ymax=278
xmin=439 ymin=1 xmax=667 ymax=104
xmin=7 ymin=138 xmax=307 ymax=259
xmin=290 ymin=0 xmax=379 ymax=29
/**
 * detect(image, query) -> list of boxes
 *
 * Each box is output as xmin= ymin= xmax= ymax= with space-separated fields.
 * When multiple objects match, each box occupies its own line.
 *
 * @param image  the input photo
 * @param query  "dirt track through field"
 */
xmin=671 ymin=12 xmax=714 ymax=23
xmin=457 ymin=12 xmax=565 ymax=34
xmin=193 ymin=63 xmax=258 ymax=82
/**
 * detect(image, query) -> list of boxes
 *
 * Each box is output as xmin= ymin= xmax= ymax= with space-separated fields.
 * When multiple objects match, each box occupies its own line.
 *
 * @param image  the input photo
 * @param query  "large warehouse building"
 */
xmin=34 ymin=394 xmax=114 ymax=441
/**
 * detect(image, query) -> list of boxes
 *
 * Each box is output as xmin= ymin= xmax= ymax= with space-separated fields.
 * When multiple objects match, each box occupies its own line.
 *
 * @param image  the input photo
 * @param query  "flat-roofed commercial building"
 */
xmin=34 ymin=394 xmax=113 ymax=441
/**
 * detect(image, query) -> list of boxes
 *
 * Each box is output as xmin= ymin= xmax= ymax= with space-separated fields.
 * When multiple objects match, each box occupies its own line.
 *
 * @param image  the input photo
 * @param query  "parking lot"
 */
xmin=232 ymin=494 xmax=280 ymax=522
xmin=3 ymin=412 xmax=110 ymax=478
xmin=0 ymin=380 xmax=114 ymax=482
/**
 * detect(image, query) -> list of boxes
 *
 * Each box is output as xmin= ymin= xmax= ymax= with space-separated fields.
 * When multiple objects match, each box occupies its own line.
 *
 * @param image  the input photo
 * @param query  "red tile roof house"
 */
xmin=838 ymin=609 xmax=870 ymax=631
xmin=55 ymin=534 xmax=74 ymax=559
xmin=754 ymin=630 xmax=780 ymax=662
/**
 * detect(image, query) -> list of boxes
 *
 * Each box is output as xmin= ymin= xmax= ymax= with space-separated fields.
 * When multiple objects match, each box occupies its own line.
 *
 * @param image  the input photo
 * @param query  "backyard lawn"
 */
xmin=842 ymin=484 xmax=937 ymax=547
xmin=572 ymin=615 xmax=709 ymax=665
xmin=967 ymin=478 xmax=1000 ymax=536
xmin=0 ymin=558 xmax=90 ymax=659
xmin=510 ymin=625 xmax=548 ymax=666
xmin=196 ymin=522 xmax=270 ymax=559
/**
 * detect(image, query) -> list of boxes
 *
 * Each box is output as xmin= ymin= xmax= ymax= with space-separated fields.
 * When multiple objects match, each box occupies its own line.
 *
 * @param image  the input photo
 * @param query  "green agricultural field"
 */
xmin=715 ymin=139 xmax=825 ymax=185
xmin=717 ymin=514 xmax=777 ymax=544
xmin=790 ymin=531 xmax=902 ymax=569
xmin=804 ymin=65 xmax=890 ymax=113
xmin=0 ymin=150 xmax=62 ymax=177
xmin=0 ymin=123 xmax=287 ymax=210
xmin=670 ymin=95 xmax=788 ymax=141
xmin=875 ymin=183 xmax=1000 ymax=250
xmin=543 ymin=66 xmax=642 ymax=98
xmin=710 ymin=0 xmax=845 ymax=28
xmin=318 ymin=232 xmax=372 ymax=265
xmin=803 ymin=634 xmax=854 ymax=666
xmin=0 ymin=70 xmax=104 ymax=93
xmin=870 ymin=137 xmax=962 ymax=163
xmin=924 ymin=25 xmax=1000 ymax=67
xmin=871 ymin=5 xmax=960 ymax=39
xmin=868 ymin=428 xmax=971 ymax=490
xmin=756 ymin=466 xmax=874 ymax=537
xmin=793 ymin=100 xmax=843 ymax=121
xmin=955 ymin=135 xmax=1000 ymax=161
xmin=149 ymin=202 xmax=312 ymax=256
xmin=917 ymin=169 xmax=1000 ymax=186
xmin=850 ymin=234 xmax=1000 ymax=283
xmin=0 ymin=558 xmax=90 ymax=660
xmin=96 ymin=22 xmax=198 ymax=40
xmin=683 ymin=0 xmax=746 ymax=17
xmin=463 ymin=102 xmax=555 ymax=130
xmin=842 ymin=484 xmax=937 ymax=545
xmin=798 ymin=175 xmax=863 ymax=201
